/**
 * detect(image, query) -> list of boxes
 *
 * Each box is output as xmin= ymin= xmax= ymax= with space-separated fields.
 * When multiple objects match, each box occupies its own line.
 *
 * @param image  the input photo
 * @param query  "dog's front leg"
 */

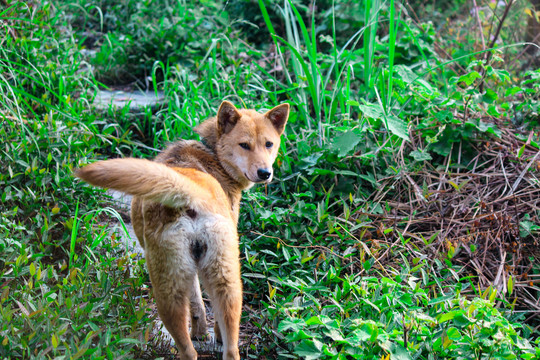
xmin=189 ymin=274 xmax=208 ymax=339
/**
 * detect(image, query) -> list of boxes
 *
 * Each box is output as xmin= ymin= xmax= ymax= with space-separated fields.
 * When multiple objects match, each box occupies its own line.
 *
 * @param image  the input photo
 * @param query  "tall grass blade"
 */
xmin=69 ymin=200 xmax=80 ymax=270
xmin=386 ymin=0 xmax=397 ymax=111
xmin=364 ymin=0 xmax=381 ymax=95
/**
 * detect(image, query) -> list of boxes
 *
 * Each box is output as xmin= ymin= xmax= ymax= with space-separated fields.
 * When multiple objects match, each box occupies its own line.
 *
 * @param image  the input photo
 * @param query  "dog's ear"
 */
xmin=265 ymin=103 xmax=289 ymax=135
xmin=217 ymin=101 xmax=241 ymax=135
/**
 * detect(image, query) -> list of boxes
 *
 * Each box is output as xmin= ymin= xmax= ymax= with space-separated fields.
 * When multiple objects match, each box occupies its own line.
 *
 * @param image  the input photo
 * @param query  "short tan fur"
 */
xmin=75 ymin=101 xmax=289 ymax=359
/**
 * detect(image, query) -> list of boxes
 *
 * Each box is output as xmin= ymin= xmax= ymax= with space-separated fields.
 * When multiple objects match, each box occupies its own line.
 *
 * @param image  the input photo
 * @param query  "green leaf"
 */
xmin=29 ymin=263 xmax=36 ymax=277
xmin=116 ymin=338 xmax=143 ymax=344
xmin=520 ymin=220 xmax=540 ymax=238
xmin=505 ymin=86 xmax=522 ymax=96
xmin=294 ymin=339 xmax=324 ymax=360
xmin=305 ymin=316 xmax=324 ymax=326
xmin=346 ymin=328 xmax=372 ymax=345
xmin=508 ymin=275 xmax=514 ymax=295
xmin=394 ymin=64 xmax=417 ymax=84
xmin=469 ymin=120 xmax=502 ymax=138
xmin=359 ymin=173 xmax=379 ymax=186
xmin=442 ymin=331 xmax=452 ymax=349
xmin=389 ymin=342 xmax=412 ymax=360
xmin=446 ymin=327 xmax=462 ymax=340
xmin=410 ymin=149 xmax=432 ymax=161
xmin=330 ymin=131 xmax=362 ymax=157
xmin=517 ymin=144 xmax=526 ymax=159
xmin=452 ymin=314 xmax=471 ymax=327
xmin=324 ymin=327 xmax=344 ymax=341
xmin=286 ymin=329 xmax=316 ymax=341
xmin=359 ymin=102 xmax=384 ymax=119
xmin=335 ymin=170 xmax=361 ymax=177
xmin=458 ymin=71 xmax=482 ymax=86
xmin=301 ymin=248 xmax=315 ymax=264
xmin=437 ymin=310 xmax=458 ymax=323
xmin=278 ymin=318 xmax=306 ymax=333
xmin=385 ymin=115 xmax=409 ymax=141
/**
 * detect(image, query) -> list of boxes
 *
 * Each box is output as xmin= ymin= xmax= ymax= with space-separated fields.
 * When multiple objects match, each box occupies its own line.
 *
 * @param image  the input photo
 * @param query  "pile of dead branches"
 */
xmin=357 ymin=125 xmax=540 ymax=317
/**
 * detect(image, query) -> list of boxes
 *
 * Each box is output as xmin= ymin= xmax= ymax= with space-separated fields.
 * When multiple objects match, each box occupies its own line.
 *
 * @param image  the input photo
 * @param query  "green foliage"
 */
xmin=1 ymin=2 xmax=153 ymax=358
xmin=63 ymin=0 xmax=236 ymax=84
xmin=2 ymin=0 xmax=540 ymax=358
xmin=269 ymin=267 xmax=536 ymax=359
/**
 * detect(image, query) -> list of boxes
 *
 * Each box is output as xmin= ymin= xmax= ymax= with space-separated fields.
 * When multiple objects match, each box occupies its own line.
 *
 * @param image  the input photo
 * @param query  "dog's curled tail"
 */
xmin=75 ymin=158 xmax=229 ymax=216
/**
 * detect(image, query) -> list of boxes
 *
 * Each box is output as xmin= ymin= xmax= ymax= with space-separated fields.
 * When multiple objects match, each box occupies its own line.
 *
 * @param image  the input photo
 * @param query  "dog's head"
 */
xmin=195 ymin=101 xmax=289 ymax=187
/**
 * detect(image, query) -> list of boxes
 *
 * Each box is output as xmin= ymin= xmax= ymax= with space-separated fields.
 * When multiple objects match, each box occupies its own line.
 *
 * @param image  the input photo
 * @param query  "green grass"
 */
xmin=2 ymin=0 xmax=540 ymax=359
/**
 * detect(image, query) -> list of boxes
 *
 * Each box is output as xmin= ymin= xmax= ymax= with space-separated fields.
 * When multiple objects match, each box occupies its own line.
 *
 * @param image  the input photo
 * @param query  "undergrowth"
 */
xmin=1 ymin=0 xmax=540 ymax=359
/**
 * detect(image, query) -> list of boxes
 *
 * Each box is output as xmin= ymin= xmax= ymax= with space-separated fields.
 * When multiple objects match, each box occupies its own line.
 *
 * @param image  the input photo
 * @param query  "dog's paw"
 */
xmin=190 ymin=318 xmax=208 ymax=340
xmin=177 ymin=345 xmax=198 ymax=360
xmin=224 ymin=348 xmax=240 ymax=360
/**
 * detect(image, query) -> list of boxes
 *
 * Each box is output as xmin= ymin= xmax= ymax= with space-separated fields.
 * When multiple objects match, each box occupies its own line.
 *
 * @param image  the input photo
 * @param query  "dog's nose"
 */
xmin=257 ymin=168 xmax=271 ymax=181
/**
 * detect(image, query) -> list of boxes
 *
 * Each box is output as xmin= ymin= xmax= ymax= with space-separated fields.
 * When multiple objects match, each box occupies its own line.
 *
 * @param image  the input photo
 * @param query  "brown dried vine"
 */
xmin=353 ymin=120 xmax=540 ymax=318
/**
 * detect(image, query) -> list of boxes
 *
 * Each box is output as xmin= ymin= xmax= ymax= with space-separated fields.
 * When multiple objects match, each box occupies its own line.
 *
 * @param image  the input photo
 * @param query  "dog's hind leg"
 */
xmin=200 ymin=248 xmax=242 ymax=360
xmin=189 ymin=274 xmax=208 ymax=339
xmin=147 ymin=241 xmax=198 ymax=359
xmin=155 ymin=291 xmax=198 ymax=360
xmin=205 ymin=274 xmax=242 ymax=360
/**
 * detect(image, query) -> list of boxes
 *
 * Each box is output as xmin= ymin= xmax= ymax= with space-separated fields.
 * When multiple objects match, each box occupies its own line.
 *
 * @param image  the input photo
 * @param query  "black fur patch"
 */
xmin=191 ymin=240 xmax=207 ymax=261
xmin=186 ymin=209 xmax=197 ymax=219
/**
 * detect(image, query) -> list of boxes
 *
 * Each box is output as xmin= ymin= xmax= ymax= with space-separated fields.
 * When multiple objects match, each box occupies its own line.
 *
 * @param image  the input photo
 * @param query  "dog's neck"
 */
xmin=199 ymin=137 xmax=214 ymax=152
xmin=194 ymin=119 xmax=253 ymax=213
xmin=201 ymin=142 xmax=252 ymax=224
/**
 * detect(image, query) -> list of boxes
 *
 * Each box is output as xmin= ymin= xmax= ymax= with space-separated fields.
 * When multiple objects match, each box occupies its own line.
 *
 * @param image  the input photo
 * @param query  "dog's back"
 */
xmin=155 ymin=140 xmax=241 ymax=213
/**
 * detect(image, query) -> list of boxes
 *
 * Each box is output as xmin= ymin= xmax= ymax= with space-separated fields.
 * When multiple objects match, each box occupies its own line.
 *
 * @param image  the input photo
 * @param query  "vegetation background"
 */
xmin=1 ymin=0 xmax=540 ymax=358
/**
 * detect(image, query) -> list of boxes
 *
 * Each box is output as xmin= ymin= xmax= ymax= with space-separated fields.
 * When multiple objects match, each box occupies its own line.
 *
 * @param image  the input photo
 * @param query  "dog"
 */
xmin=75 ymin=101 xmax=289 ymax=359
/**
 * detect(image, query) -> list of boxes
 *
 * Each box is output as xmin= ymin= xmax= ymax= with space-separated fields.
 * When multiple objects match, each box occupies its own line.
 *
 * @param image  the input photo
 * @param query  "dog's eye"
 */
xmin=239 ymin=143 xmax=250 ymax=150
xmin=265 ymin=141 xmax=273 ymax=148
